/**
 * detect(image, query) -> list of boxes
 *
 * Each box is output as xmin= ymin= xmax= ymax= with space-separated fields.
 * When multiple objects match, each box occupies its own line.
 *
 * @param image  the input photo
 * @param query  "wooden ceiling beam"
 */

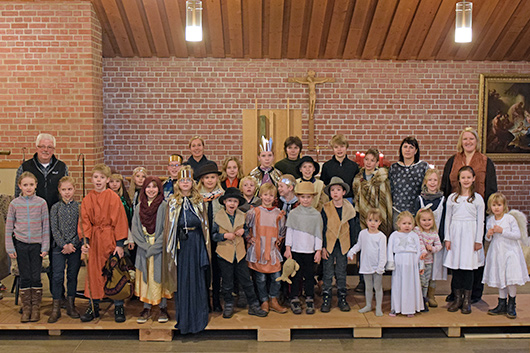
xmin=204 ymin=0 xmax=225 ymax=57
xmin=286 ymin=0 xmax=306 ymax=59
xmin=227 ymin=0 xmax=244 ymax=57
xmin=163 ymin=0 xmax=188 ymax=57
xmin=247 ymin=0 xmax=263 ymax=58
xmin=92 ymin=0 xmax=120 ymax=57
xmin=342 ymin=0 xmax=376 ymax=59
xmin=268 ymin=0 xmax=284 ymax=59
xmin=488 ymin=1 xmax=530 ymax=61
xmin=417 ymin=0 xmax=454 ymax=60
xmin=305 ymin=0 xmax=328 ymax=59
xmin=100 ymin=0 xmax=134 ymax=57
xmin=121 ymin=0 xmax=152 ymax=57
xmin=323 ymin=0 xmax=350 ymax=59
xmin=380 ymin=0 xmax=420 ymax=60
xmin=362 ymin=0 xmax=398 ymax=59
xmin=142 ymin=0 xmax=170 ymax=57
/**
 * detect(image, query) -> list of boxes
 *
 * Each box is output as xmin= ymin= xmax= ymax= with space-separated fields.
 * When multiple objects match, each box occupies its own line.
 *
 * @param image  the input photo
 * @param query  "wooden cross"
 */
xmin=288 ymin=69 xmax=335 ymax=150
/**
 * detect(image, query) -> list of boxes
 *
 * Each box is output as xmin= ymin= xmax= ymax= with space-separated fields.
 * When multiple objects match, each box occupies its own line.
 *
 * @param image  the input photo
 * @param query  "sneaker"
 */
xmin=290 ymin=298 xmax=302 ymax=315
xmin=137 ymin=308 xmax=151 ymax=324
xmin=338 ymin=296 xmax=351 ymax=312
xmin=223 ymin=303 xmax=234 ymax=319
xmin=80 ymin=302 xmax=100 ymax=322
xmin=248 ymin=304 xmax=268 ymax=317
xmin=389 ymin=310 xmax=397 ymax=317
xmin=306 ymin=298 xmax=315 ymax=315
xmin=158 ymin=307 xmax=170 ymax=323
xmin=0 ymin=283 xmax=6 ymax=291
xmin=114 ymin=305 xmax=126 ymax=323
xmin=320 ymin=293 xmax=331 ymax=313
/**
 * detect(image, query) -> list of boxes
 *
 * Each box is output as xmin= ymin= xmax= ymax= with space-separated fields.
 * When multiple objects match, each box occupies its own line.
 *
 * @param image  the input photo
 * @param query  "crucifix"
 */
xmin=288 ymin=69 xmax=335 ymax=150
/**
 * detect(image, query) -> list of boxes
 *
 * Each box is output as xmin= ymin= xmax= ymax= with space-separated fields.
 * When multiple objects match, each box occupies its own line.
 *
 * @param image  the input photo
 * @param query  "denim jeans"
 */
xmin=254 ymin=270 xmax=281 ymax=302
xmin=51 ymin=245 xmax=81 ymax=299
xmin=322 ymin=242 xmax=348 ymax=296
xmin=217 ymin=256 xmax=258 ymax=306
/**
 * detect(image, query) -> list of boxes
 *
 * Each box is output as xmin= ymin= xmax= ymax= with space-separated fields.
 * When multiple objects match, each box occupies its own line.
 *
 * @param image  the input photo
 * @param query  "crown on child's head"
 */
xmin=177 ymin=168 xmax=193 ymax=180
xmin=169 ymin=154 xmax=183 ymax=164
xmin=260 ymin=136 xmax=273 ymax=152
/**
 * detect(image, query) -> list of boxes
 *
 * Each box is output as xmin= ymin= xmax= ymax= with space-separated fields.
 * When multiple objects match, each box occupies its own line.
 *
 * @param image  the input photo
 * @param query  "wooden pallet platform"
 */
xmin=1 ymin=293 xmax=529 ymax=341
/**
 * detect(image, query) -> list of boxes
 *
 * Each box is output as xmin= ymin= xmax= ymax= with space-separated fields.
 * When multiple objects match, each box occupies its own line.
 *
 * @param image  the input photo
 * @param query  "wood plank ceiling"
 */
xmin=92 ymin=0 xmax=530 ymax=61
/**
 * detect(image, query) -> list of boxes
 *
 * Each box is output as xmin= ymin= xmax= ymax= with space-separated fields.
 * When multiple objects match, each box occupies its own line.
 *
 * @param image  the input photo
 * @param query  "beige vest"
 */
xmin=215 ymin=209 xmax=246 ymax=263
xmin=323 ymin=200 xmax=356 ymax=255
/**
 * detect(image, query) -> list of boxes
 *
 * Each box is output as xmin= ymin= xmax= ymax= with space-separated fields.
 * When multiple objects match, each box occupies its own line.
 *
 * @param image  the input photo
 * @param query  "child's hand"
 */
xmin=420 ymin=252 xmax=427 ymax=260
xmin=314 ymin=250 xmax=321 ymax=264
xmin=114 ymin=246 xmax=124 ymax=258
xmin=419 ymin=269 xmax=424 ymax=275
xmin=487 ymin=228 xmax=494 ymax=237
xmin=347 ymin=248 xmax=355 ymax=261
xmin=41 ymin=251 xmax=48 ymax=258
xmin=128 ymin=242 xmax=135 ymax=250
xmin=322 ymin=248 xmax=329 ymax=260
xmin=474 ymin=242 xmax=483 ymax=251
xmin=445 ymin=241 xmax=451 ymax=251
xmin=426 ymin=244 xmax=433 ymax=252
xmin=284 ymin=248 xmax=292 ymax=259
xmin=81 ymin=244 xmax=90 ymax=254
xmin=234 ymin=229 xmax=244 ymax=237
xmin=492 ymin=225 xmax=503 ymax=234
xmin=224 ymin=233 xmax=236 ymax=241
xmin=8 ymin=252 xmax=16 ymax=259
xmin=275 ymin=238 xmax=283 ymax=247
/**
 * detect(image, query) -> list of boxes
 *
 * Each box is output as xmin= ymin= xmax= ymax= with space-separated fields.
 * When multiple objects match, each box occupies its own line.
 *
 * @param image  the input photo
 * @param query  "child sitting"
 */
xmin=321 ymin=177 xmax=356 ymax=313
xmin=246 ymin=183 xmax=287 ymax=314
xmin=212 ymin=187 xmax=268 ymax=319
xmin=284 ymin=182 xmax=323 ymax=315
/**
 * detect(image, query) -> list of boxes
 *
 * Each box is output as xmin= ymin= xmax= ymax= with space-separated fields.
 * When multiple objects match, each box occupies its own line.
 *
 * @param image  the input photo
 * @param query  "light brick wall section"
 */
xmin=0 ymin=1 xmax=103 ymax=197
xmin=103 ymin=58 xmax=530 ymax=214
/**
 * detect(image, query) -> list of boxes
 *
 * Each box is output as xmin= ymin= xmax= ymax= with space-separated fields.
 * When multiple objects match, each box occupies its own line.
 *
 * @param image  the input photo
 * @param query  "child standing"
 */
xmin=249 ymin=138 xmax=282 ymax=194
xmin=5 ymin=172 xmax=49 ymax=322
xmin=212 ymin=187 xmax=268 ymax=319
xmin=79 ymin=164 xmax=129 ymax=323
xmin=238 ymin=176 xmax=261 ymax=212
xmin=284 ymin=182 xmax=323 ymax=315
xmin=347 ymin=208 xmax=387 ymax=316
xmin=320 ymin=177 xmax=356 ymax=313
xmin=128 ymin=166 xmax=148 ymax=207
xmin=163 ymin=154 xmax=183 ymax=200
xmin=444 ymin=166 xmax=485 ymax=315
xmin=132 ymin=177 xmax=172 ymax=324
xmin=297 ymin=156 xmax=328 ymax=212
xmin=246 ymin=183 xmax=287 ymax=314
xmin=220 ymin=157 xmax=244 ymax=190
xmin=483 ymin=192 xmax=529 ymax=319
xmin=108 ymin=174 xmax=133 ymax=227
xmin=48 ymin=176 xmax=81 ymax=323
xmin=414 ymin=208 xmax=442 ymax=312
xmin=276 ymin=174 xmax=299 ymax=215
xmin=387 ymin=211 xmax=424 ymax=317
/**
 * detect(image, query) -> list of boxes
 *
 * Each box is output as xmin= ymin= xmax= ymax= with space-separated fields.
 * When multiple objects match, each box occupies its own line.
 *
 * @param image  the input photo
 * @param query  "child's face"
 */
xmin=19 ymin=177 xmax=37 ymax=197
xmin=260 ymin=191 xmax=275 ymax=207
xmin=178 ymin=178 xmax=193 ymax=194
xmin=286 ymin=144 xmax=300 ymax=160
xmin=145 ymin=181 xmax=159 ymax=201
xmin=241 ymin=180 xmax=256 ymax=198
xmin=491 ymin=201 xmax=505 ymax=217
xmin=258 ymin=151 xmax=274 ymax=168
xmin=108 ymin=178 xmax=121 ymax=192
xmin=459 ymin=170 xmax=475 ymax=189
xmin=300 ymin=162 xmax=315 ymax=179
xmin=298 ymin=194 xmax=314 ymax=207
xmin=168 ymin=161 xmax=182 ymax=178
xmin=419 ymin=213 xmax=434 ymax=232
xmin=366 ymin=215 xmax=382 ymax=233
xmin=201 ymin=173 xmax=218 ymax=191
xmin=426 ymin=173 xmax=440 ymax=193
xmin=59 ymin=181 xmax=75 ymax=202
xmin=224 ymin=198 xmax=239 ymax=213
xmin=225 ymin=160 xmax=239 ymax=180
xmin=332 ymin=144 xmax=347 ymax=159
xmin=134 ymin=172 xmax=146 ymax=188
xmin=401 ymin=142 xmax=417 ymax=161
xmin=92 ymin=172 xmax=109 ymax=193
xmin=190 ymin=139 xmax=204 ymax=159
xmin=397 ymin=216 xmax=414 ymax=233
xmin=363 ymin=153 xmax=378 ymax=173
xmin=329 ymin=185 xmax=346 ymax=202
xmin=277 ymin=182 xmax=293 ymax=197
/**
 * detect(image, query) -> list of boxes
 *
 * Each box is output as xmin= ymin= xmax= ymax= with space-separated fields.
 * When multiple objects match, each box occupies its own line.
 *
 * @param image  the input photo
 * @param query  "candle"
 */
xmin=360 ymin=153 xmax=365 ymax=167
xmin=356 ymin=151 xmax=360 ymax=164
xmin=379 ymin=153 xmax=384 ymax=166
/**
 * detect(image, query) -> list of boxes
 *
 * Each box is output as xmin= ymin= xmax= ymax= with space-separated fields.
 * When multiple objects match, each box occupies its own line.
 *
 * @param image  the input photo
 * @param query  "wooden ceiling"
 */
xmin=92 ymin=0 xmax=530 ymax=61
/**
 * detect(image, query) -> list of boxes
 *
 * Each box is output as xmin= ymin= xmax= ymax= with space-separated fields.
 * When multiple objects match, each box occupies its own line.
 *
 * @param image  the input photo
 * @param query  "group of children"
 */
xmin=4 ymin=133 xmax=529 ymax=330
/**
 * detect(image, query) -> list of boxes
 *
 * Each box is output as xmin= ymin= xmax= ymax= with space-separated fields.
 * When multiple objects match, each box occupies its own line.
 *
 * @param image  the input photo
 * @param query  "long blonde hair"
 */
xmin=219 ymin=157 xmax=244 ymax=182
xmin=171 ymin=165 xmax=203 ymax=205
xmin=128 ymin=166 xmax=148 ymax=200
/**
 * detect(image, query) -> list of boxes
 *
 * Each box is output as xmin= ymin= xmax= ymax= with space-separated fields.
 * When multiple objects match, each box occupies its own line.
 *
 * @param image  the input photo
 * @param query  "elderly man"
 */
xmin=15 ymin=133 xmax=68 ymax=208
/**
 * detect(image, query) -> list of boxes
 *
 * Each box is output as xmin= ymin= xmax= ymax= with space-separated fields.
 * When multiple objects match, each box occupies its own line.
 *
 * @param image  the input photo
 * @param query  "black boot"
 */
xmin=114 ymin=304 xmax=126 ymax=323
xmin=421 ymin=297 xmax=429 ymax=312
xmin=80 ymin=301 xmax=100 ymax=322
xmin=487 ymin=298 xmax=507 ymax=316
xmin=223 ymin=303 xmax=234 ymax=319
xmin=507 ymin=296 xmax=517 ymax=319
xmin=320 ymin=292 xmax=331 ymax=313
xmin=338 ymin=292 xmax=351 ymax=312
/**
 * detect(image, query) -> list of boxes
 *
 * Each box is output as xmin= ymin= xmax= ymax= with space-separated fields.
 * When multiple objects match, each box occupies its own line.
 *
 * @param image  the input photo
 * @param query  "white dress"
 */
xmin=443 ymin=193 xmax=485 ymax=270
xmin=482 ymin=214 xmax=530 ymax=288
xmin=348 ymin=229 xmax=387 ymax=275
xmin=387 ymin=231 xmax=424 ymax=314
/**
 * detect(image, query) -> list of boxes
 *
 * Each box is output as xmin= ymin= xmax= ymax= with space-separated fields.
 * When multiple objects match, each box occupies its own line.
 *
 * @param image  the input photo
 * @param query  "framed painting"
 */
xmin=478 ymin=73 xmax=530 ymax=162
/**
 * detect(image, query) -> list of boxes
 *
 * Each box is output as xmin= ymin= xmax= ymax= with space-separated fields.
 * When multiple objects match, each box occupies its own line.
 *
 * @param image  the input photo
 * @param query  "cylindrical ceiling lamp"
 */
xmin=186 ymin=0 xmax=203 ymax=42
xmin=455 ymin=1 xmax=472 ymax=43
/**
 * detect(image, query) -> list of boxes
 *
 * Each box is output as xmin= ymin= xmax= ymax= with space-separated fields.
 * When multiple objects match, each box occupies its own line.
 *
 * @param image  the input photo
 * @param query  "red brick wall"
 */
xmin=0 ymin=1 xmax=102 ymax=197
xmin=103 ymin=58 xmax=530 ymax=214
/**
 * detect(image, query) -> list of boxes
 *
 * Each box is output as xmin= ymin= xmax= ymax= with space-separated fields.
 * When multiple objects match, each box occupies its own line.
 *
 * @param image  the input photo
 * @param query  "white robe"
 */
xmin=443 ymin=193 xmax=485 ymax=270
xmin=348 ymin=229 xmax=387 ymax=275
xmin=482 ymin=214 xmax=530 ymax=288
xmin=387 ymin=231 xmax=424 ymax=315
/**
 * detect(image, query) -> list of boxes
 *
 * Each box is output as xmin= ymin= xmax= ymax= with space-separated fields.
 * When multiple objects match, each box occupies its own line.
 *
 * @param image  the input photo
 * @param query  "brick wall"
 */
xmin=0 ymin=1 xmax=102 ymax=197
xmin=103 ymin=58 xmax=530 ymax=214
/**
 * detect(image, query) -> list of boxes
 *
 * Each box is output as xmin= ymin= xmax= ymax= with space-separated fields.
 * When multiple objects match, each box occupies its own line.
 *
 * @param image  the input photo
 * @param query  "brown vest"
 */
xmin=215 ymin=209 xmax=246 ymax=263
xmin=323 ymin=200 xmax=356 ymax=255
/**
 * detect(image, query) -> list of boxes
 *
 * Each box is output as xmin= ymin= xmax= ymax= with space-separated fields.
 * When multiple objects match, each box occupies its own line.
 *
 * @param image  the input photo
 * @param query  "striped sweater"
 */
xmin=5 ymin=194 xmax=50 ymax=254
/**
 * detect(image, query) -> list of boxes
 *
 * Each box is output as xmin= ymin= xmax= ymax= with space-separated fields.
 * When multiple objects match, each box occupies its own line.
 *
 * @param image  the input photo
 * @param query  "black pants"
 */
xmin=290 ymin=252 xmax=315 ymax=299
xmin=14 ymin=239 xmax=42 ymax=289
xmin=217 ymin=256 xmax=258 ymax=306
xmin=471 ymin=266 xmax=484 ymax=300
xmin=451 ymin=269 xmax=473 ymax=291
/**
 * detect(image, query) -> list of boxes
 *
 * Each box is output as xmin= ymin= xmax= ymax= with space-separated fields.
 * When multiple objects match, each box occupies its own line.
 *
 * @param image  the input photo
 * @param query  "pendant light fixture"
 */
xmin=455 ymin=1 xmax=472 ymax=43
xmin=186 ymin=0 xmax=203 ymax=42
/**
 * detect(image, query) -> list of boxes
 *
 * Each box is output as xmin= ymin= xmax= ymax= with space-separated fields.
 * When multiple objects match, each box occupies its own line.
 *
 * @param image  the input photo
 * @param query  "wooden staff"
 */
xmin=78 ymin=205 xmax=96 ymax=321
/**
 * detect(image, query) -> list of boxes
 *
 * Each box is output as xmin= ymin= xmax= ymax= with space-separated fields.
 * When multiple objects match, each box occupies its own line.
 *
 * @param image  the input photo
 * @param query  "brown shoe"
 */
xmin=66 ymin=296 xmax=80 ymax=319
xmin=20 ymin=288 xmax=32 ymax=323
xmin=30 ymin=288 xmax=43 ymax=322
xmin=47 ymin=299 xmax=62 ymax=323
xmin=270 ymin=297 xmax=287 ymax=314
xmin=427 ymin=287 xmax=438 ymax=307
xmin=461 ymin=290 xmax=472 ymax=314
xmin=447 ymin=289 xmax=462 ymax=312
xmin=136 ymin=308 xmax=151 ymax=324
xmin=261 ymin=300 xmax=270 ymax=313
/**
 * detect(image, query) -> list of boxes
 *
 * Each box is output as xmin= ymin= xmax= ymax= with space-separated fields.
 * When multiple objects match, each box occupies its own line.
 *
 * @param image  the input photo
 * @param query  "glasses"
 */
xmin=168 ymin=163 xmax=181 ymax=167
xmin=178 ymin=178 xmax=192 ymax=183
xmin=37 ymin=145 xmax=55 ymax=150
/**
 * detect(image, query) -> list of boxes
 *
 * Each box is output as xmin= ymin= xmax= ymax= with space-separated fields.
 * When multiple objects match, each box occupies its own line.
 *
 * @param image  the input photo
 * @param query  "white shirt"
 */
xmin=285 ymin=228 xmax=322 ymax=254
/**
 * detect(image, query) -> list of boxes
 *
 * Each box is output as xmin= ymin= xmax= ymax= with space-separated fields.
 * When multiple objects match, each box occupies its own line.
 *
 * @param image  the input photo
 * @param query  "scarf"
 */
xmin=201 ymin=186 xmax=223 ymax=202
xmin=259 ymin=166 xmax=273 ymax=185
xmin=139 ymin=176 xmax=164 ymax=234
xmin=420 ymin=185 xmax=444 ymax=201
xmin=285 ymin=205 xmax=323 ymax=239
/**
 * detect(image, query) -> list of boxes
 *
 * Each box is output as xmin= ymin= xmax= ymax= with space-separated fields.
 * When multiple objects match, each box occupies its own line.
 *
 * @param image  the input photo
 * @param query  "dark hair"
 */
xmin=453 ymin=166 xmax=476 ymax=203
xmin=398 ymin=136 xmax=420 ymax=163
xmin=283 ymin=136 xmax=302 ymax=156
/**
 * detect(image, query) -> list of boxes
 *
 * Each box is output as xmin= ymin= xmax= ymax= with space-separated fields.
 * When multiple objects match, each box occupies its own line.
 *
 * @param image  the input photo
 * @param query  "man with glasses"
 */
xmin=163 ymin=154 xmax=183 ymax=200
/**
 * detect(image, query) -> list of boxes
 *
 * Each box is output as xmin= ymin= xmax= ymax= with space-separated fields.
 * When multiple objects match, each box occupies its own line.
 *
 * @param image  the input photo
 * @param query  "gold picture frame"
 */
xmin=478 ymin=73 xmax=530 ymax=162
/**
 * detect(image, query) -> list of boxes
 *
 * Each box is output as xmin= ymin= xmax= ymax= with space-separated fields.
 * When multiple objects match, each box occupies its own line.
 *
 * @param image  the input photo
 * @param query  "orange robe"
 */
xmin=78 ymin=189 xmax=128 ymax=299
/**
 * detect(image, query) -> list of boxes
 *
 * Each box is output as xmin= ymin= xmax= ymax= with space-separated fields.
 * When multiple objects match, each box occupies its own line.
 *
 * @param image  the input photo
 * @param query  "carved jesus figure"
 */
xmin=288 ymin=70 xmax=335 ymax=122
